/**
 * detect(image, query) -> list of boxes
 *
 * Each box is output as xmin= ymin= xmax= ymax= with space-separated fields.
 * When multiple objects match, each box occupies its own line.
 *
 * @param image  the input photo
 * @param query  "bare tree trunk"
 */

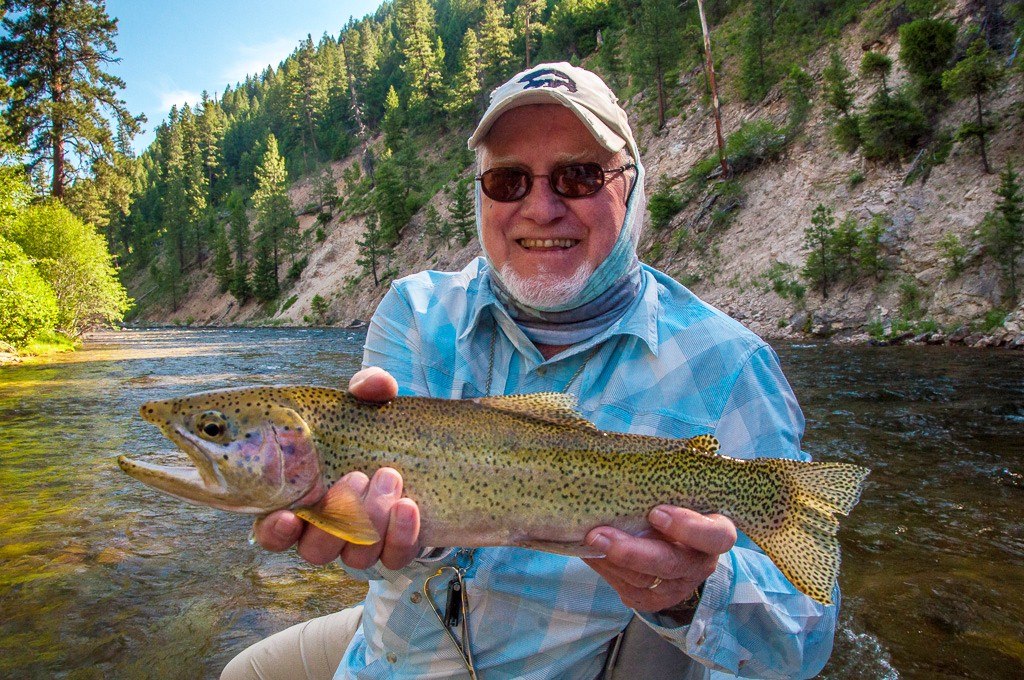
xmin=696 ymin=0 xmax=729 ymax=177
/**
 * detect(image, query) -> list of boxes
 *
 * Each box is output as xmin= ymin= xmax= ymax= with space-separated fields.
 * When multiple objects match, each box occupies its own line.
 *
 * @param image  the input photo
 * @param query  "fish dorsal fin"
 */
xmin=293 ymin=485 xmax=381 ymax=545
xmin=474 ymin=393 xmax=597 ymax=430
xmin=685 ymin=434 xmax=720 ymax=455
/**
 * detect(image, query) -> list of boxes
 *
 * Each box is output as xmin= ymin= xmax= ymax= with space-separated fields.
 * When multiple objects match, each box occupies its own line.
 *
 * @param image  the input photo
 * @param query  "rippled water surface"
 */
xmin=1 ymin=329 xmax=1022 ymax=679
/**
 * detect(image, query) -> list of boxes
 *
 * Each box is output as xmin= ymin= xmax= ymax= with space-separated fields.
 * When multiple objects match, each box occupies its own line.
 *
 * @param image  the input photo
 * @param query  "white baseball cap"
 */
xmin=467 ymin=62 xmax=636 ymax=154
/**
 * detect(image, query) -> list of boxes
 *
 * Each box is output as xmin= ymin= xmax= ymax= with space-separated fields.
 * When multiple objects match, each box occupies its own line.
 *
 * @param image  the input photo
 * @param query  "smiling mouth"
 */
xmin=518 ymin=238 xmax=579 ymax=249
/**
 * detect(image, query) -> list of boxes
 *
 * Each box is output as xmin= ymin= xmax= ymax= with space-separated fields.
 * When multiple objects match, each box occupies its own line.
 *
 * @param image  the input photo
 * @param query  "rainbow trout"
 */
xmin=118 ymin=385 xmax=868 ymax=604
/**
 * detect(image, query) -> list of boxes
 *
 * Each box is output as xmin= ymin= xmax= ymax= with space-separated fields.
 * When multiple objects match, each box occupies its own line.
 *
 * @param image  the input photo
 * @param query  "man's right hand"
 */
xmin=252 ymin=367 xmax=423 ymax=571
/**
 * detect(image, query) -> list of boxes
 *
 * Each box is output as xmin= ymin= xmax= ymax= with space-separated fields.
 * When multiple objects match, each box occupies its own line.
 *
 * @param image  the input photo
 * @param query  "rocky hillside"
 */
xmin=141 ymin=4 xmax=1024 ymax=348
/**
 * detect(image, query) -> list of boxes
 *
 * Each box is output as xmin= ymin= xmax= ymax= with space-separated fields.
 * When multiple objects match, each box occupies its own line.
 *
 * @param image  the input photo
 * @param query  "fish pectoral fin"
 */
xmin=474 ymin=393 xmax=597 ymax=431
xmin=516 ymin=539 xmax=606 ymax=558
xmin=294 ymin=486 xmax=381 ymax=545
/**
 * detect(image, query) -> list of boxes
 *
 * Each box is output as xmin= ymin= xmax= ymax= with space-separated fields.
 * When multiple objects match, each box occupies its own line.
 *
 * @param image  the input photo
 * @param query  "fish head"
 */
xmin=119 ymin=388 xmax=326 ymax=514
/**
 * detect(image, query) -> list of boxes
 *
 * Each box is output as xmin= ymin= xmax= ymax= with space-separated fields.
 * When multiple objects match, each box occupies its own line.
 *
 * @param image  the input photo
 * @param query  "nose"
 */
xmin=518 ymin=176 xmax=567 ymax=225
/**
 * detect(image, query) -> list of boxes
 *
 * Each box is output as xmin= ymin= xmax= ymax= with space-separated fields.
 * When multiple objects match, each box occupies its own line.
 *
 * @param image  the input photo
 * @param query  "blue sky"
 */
xmin=105 ymin=0 xmax=385 ymax=153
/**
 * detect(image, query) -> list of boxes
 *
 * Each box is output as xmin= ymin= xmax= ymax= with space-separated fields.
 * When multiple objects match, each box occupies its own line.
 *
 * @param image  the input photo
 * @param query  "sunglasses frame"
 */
xmin=476 ymin=162 xmax=635 ymax=203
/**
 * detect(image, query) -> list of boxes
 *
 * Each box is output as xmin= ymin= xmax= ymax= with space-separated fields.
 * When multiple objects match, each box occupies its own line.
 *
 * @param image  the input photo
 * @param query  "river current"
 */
xmin=0 ymin=328 xmax=1021 ymax=678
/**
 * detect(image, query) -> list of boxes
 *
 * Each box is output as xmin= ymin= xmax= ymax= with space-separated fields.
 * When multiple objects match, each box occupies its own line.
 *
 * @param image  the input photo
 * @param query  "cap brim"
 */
xmin=468 ymin=89 xmax=626 ymax=153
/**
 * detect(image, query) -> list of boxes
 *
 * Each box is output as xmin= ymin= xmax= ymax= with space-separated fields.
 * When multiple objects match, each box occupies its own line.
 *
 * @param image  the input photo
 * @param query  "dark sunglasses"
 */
xmin=476 ymin=162 xmax=635 ymax=203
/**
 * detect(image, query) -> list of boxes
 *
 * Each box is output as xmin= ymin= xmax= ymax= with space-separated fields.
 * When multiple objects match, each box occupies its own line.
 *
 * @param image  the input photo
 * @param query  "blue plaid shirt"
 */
xmin=336 ymin=257 xmax=837 ymax=679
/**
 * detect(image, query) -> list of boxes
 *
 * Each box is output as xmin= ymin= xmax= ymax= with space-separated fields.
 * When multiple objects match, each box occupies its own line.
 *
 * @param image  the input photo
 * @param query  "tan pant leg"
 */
xmin=220 ymin=605 xmax=363 ymax=680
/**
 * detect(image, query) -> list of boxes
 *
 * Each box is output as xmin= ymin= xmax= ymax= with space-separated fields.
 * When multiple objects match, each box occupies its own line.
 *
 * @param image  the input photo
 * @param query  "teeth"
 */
xmin=519 ymin=238 xmax=577 ymax=248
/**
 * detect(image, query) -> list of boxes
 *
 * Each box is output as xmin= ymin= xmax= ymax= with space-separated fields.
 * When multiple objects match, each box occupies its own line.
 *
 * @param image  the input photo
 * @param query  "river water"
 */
xmin=0 ymin=328 xmax=1021 ymax=679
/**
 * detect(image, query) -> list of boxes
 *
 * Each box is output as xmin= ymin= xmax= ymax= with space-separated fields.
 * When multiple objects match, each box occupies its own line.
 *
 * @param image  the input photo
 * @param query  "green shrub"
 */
xmin=280 ymin=295 xmax=299 ymax=313
xmin=976 ymin=308 xmax=1007 ymax=333
xmin=286 ymin=256 xmax=308 ymax=281
xmin=937 ymin=232 xmax=968 ymax=277
xmin=762 ymin=261 xmax=806 ymax=302
xmin=897 ymin=278 xmax=927 ymax=320
xmin=859 ymin=92 xmax=930 ymax=162
xmin=649 ymin=175 xmax=686 ymax=230
xmin=726 ymin=119 xmax=788 ymax=174
xmin=848 ymin=170 xmax=865 ymax=187
xmin=0 ymin=236 xmax=59 ymax=347
xmin=310 ymin=294 xmax=329 ymax=324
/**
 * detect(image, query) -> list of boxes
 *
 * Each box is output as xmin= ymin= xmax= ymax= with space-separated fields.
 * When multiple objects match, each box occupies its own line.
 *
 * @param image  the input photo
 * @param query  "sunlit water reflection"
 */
xmin=0 ymin=329 xmax=1021 ymax=678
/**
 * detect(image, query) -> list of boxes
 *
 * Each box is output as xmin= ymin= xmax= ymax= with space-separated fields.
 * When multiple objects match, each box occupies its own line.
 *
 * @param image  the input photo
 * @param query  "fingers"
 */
xmin=348 ymin=367 xmax=398 ymax=402
xmin=340 ymin=467 xmax=403 ymax=569
xmin=583 ymin=508 xmax=737 ymax=611
xmin=253 ymin=511 xmax=305 ymax=552
xmin=297 ymin=472 xmax=370 ymax=565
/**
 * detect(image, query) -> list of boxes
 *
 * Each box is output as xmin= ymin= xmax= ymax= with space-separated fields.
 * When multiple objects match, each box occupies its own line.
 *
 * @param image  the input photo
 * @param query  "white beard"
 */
xmin=498 ymin=261 xmax=594 ymax=309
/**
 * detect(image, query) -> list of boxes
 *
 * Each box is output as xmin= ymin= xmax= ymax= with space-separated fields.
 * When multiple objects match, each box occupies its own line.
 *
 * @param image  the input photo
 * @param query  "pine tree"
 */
xmin=898 ymin=18 xmax=957 ymax=117
xmin=396 ymin=0 xmax=445 ymax=113
xmin=313 ymin=165 xmax=340 ymax=215
xmin=213 ymin=222 xmax=233 ymax=293
xmin=423 ymin=203 xmax=447 ymax=248
xmin=803 ymin=204 xmax=838 ymax=299
xmin=479 ymin=0 xmax=514 ymax=92
xmin=251 ymin=237 xmax=279 ymax=301
xmin=0 ymin=0 xmax=142 ymax=198
xmin=355 ymin=209 xmax=388 ymax=286
xmin=822 ymin=50 xmax=860 ymax=152
xmin=627 ymin=0 xmax=685 ymax=129
xmin=288 ymin=35 xmax=328 ymax=167
xmin=980 ymin=164 xmax=1024 ymax=301
xmin=513 ymin=0 xmax=547 ymax=69
xmin=740 ymin=1 xmax=772 ymax=103
xmin=251 ymin=133 xmax=297 ymax=281
xmin=860 ymin=51 xmax=893 ymax=98
xmin=448 ymin=177 xmax=476 ymax=246
xmin=445 ymin=28 xmax=482 ymax=119
xmin=942 ymin=38 xmax=1004 ymax=173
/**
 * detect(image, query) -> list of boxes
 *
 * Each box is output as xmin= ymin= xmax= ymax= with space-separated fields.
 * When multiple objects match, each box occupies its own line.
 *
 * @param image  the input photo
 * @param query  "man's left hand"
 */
xmin=583 ymin=506 xmax=737 ymax=613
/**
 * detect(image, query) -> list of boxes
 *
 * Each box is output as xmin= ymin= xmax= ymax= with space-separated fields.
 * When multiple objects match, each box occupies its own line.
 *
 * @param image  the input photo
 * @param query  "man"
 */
xmin=225 ymin=62 xmax=838 ymax=679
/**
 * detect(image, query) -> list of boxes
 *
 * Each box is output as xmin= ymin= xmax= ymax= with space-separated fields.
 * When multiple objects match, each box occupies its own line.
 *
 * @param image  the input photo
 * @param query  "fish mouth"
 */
xmin=118 ymin=425 xmax=236 ymax=510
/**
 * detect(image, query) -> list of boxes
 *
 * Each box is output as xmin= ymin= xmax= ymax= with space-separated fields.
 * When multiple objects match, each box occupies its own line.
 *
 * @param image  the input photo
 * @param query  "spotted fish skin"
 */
xmin=118 ymin=385 xmax=869 ymax=605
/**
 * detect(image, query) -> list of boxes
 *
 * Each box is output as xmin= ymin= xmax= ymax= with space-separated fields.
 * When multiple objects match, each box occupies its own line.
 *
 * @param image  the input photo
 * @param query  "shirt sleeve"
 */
xmin=638 ymin=343 xmax=838 ymax=679
xmin=362 ymin=282 xmax=429 ymax=397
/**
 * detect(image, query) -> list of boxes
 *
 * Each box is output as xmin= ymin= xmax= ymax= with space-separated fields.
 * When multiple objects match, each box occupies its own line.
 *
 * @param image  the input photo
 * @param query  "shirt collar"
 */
xmin=460 ymin=260 xmax=661 ymax=360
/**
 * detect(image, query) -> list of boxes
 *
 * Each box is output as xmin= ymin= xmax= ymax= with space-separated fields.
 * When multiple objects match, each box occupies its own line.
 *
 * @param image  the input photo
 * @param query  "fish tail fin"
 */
xmin=742 ymin=459 xmax=869 ymax=605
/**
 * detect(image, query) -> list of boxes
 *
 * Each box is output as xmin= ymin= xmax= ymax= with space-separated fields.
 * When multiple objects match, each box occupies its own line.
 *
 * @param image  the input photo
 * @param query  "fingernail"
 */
xmin=272 ymin=516 xmax=296 ymax=541
xmin=395 ymin=503 xmax=415 ymax=529
xmin=650 ymin=508 xmax=671 ymax=529
xmin=375 ymin=471 xmax=399 ymax=494
xmin=349 ymin=374 xmax=366 ymax=391
xmin=589 ymin=533 xmax=611 ymax=552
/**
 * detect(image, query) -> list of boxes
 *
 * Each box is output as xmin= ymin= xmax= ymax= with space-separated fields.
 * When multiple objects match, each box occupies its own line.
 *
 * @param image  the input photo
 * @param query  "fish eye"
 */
xmin=196 ymin=411 xmax=229 ymax=441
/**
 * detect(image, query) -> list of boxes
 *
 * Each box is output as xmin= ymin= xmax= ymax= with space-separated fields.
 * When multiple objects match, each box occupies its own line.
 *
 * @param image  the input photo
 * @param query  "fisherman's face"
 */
xmin=478 ymin=104 xmax=630 ymax=308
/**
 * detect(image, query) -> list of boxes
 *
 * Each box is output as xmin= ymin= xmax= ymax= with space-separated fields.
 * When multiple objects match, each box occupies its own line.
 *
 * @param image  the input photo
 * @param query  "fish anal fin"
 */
xmin=294 ymin=486 xmax=380 ymax=545
xmin=474 ymin=393 xmax=597 ymax=430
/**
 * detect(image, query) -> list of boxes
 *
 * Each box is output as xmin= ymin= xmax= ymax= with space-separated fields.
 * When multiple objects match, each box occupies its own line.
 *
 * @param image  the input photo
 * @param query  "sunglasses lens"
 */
xmin=480 ymin=168 xmax=529 ymax=202
xmin=552 ymin=163 xmax=604 ymax=198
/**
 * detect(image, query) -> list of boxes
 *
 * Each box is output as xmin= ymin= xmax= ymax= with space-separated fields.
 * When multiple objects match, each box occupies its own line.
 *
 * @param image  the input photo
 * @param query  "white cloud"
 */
xmin=158 ymin=88 xmax=203 ymax=113
xmin=221 ymin=36 xmax=299 ymax=85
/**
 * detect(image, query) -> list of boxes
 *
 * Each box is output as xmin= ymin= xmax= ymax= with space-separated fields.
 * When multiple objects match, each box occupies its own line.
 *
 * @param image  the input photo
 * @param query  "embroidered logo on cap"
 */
xmin=518 ymin=68 xmax=577 ymax=93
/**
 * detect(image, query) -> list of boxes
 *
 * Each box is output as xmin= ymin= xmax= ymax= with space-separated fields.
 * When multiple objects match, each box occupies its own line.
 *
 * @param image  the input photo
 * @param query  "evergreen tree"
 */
xmin=288 ymin=35 xmax=328 ymax=167
xmin=898 ymin=18 xmax=957 ymax=117
xmin=740 ymin=1 xmax=772 ymax=103
xmin=355 ymin=209 xmax=387 ymax=286
xmin=422 ymin=202 xmax=447 ymax=248
xmin=372 ymin=149 xmax=414 ymax=245
xmin=213 ymin=222 xmax=233 ymax=293
xmin=979 ymin=164 xmax=1023 ymax=301
xmin=478 ymin=0 xmax=514 ymax=92
xmin=448 ymin=176 xmax=475 ymax=246
xmin=251 ymin=133 xmax=297 ymax=281
xmin=0 ymin=0 xmax=142 ymax=198
xmin=547 ymin=0 xmax=612 ymax=60
xmin=159 ymin=108 xmax=204 ymax=278
xmin=860 ymin=51 xmax=893 ymax=98
xmin=313 ymin=165 xmax=340 ymax=215
xmin=822 ymin=50 xmax=861 ymax=152
xmin=251 ymin=237 xmax=279 ymax=302
xmin=196 ymin=94 xmax=227 ymax=203
xmin=445 ymin=28 xmax=482 ymax=119
xmin=858 ymin=92 xmax=928 ymax=163
xmin=514 ymin=0 xmax=547 ymax=69
xmin=803 ymin=204 xmax=838 ymax=299
xmin=783 ymin=66 xmax=814 ymax=135
xmin=942 ymin=38 xmax=1004 ymax=173
xmin=627 ymin=0 xmax=685 ymax=129
xmin=396 ymin=0 xmax=445 ymax=113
